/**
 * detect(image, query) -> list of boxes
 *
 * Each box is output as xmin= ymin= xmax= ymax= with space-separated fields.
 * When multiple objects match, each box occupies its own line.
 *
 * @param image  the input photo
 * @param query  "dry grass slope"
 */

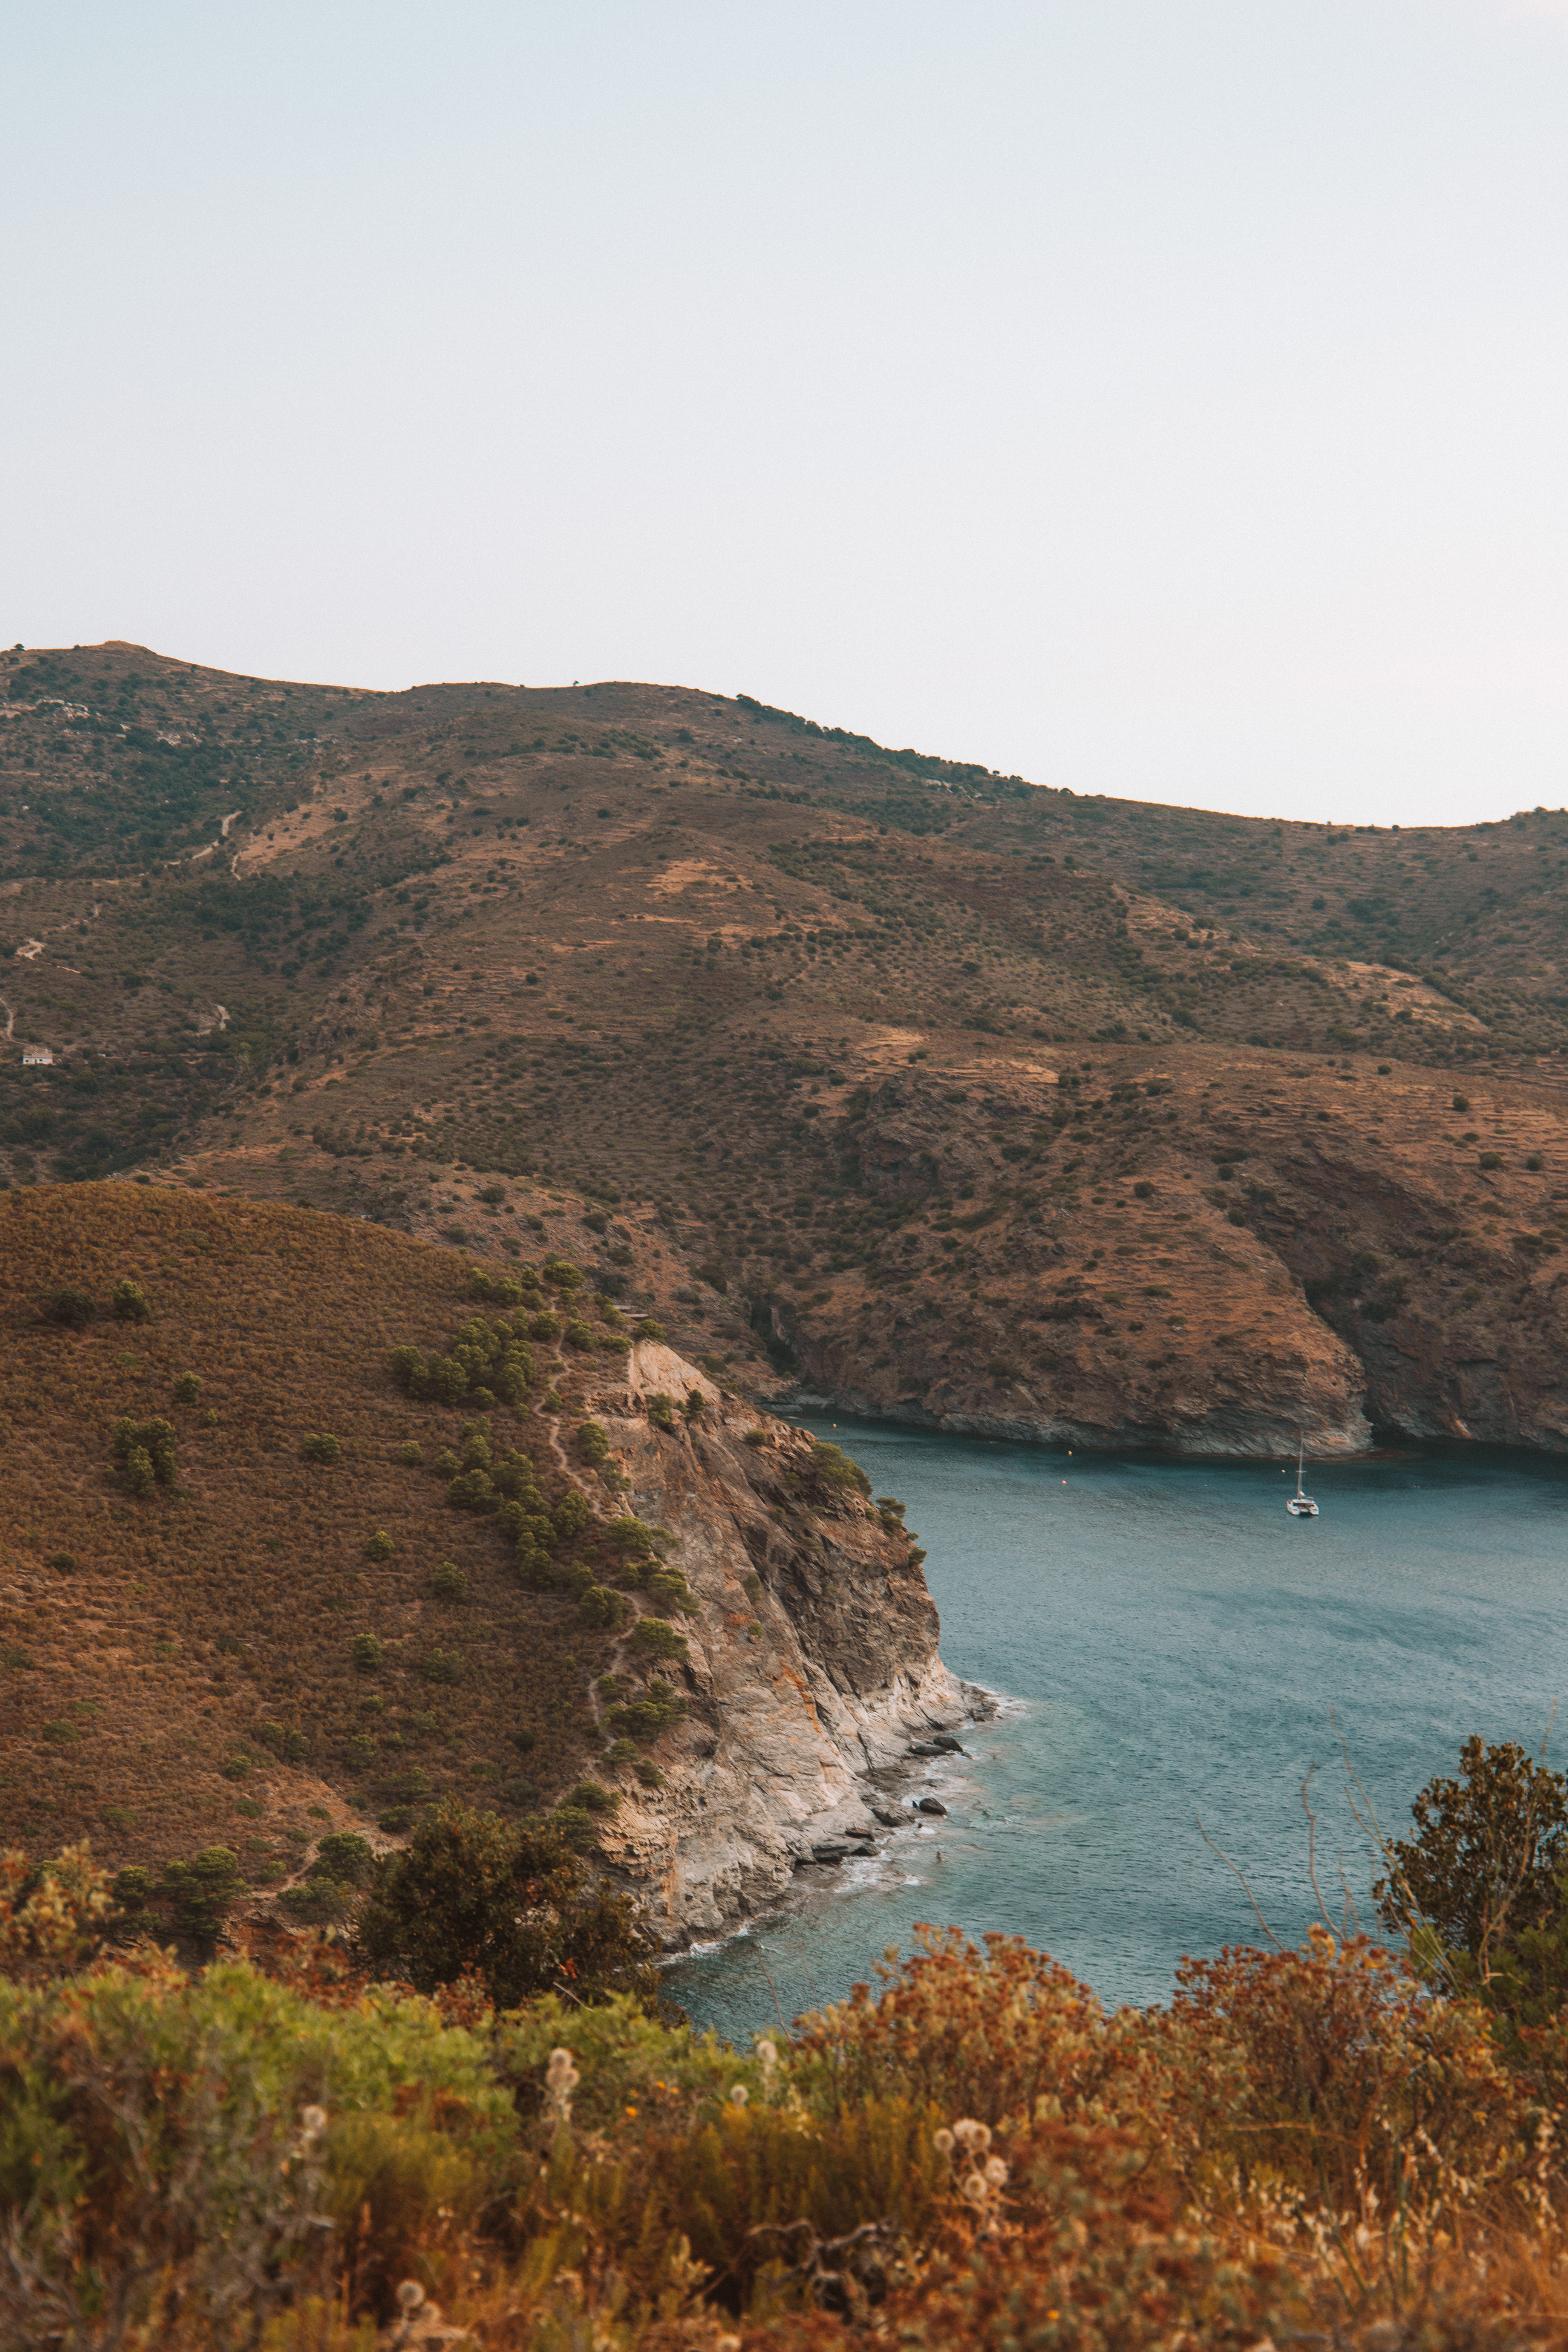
xmin=0 ymin=1185 xmax=624 ymax=1888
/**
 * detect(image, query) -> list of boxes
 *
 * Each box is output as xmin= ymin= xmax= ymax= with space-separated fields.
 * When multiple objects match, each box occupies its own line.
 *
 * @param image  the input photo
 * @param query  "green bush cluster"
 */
xmin=390 ymin=1314 xmax=536 ymax=1408
xmin=111 ymin=1415 xmax=176 ymax=1498
xmin=299 ymin=1431 xmax=341 ymax=1463
xmin=255 ymin=1721 xmax=311 ymax=1762
xmin=606 ymin=1676 xmax=688 ymax=1742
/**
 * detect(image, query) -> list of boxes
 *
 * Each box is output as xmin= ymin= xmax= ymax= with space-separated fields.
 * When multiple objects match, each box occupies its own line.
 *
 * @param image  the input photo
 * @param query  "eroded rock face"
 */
xmin=576 ymin=1344 xmax=985 ymax=1945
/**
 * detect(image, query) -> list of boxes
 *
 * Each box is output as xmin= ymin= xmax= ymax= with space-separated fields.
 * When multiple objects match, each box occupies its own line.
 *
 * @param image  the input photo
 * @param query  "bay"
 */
xmin=673 ymin=1420 xmax=1568 ymax=2044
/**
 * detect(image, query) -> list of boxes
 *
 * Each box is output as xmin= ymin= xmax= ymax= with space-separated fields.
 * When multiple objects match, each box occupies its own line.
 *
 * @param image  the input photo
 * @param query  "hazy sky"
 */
xmin=7 ymin=2 xmax=1568 ymax=827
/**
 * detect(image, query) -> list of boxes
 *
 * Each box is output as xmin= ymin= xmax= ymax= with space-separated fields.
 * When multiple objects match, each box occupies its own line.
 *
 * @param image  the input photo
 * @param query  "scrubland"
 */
xmin=5 ymin=1887 xmax=1568 ymax=2352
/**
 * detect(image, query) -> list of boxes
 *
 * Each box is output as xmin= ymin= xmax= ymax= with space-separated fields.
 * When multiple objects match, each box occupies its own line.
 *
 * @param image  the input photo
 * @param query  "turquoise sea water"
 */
xmin=673 ymin=1421 xmax=1568 ymax=2044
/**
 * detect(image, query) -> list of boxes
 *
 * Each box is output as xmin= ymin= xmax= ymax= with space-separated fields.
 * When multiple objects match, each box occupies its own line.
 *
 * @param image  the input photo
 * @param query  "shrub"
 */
xmin=542 ymin=1256 xmax=584 ymax=1292
xmin=313 ymin=1831 xmax=374 ymax=1885
xmin=564 ymin=1318 xmax=597 ymax=1351
xmin=1527 ymin=1152 xmax=1545 ymax=1171
xmin=1375 ymin=1734 xmax=1568 ymax=1969
xmin=1132 ymin=1179 xmax=1154 ymax=1199
xmin=160 ymin=1844 xmax=245 ymax=1954
xmin=364 ymin=1530 xmax=395 ymax=1561
xmin=430 ymin=1561 xmax=468 ymax=1601
xmin=279 ymin=1876 xmax=356 ymax=1923
xmin=579 ymin=1585 xmax=629 ymax=1632
xmin=553 ymin=1489 xmax=591 ymax=1541
xmin=111 ymin=1416 xmax=176 ymax=1492
xmin=299 ymin=1432 xmax=342 ymax=1463
xmin=634 ymin=1316 xmax=665 ymax=1340
xmin=47 ymin=1551 xmax=77 ymax=1575
xmin=393 ymin=1439 xmax=423 ymax=1466
xmin=577 ymin=1420 xmax=610 ymax=1464
xmin=607 ymin=1678 xmax=688 ymax=1742
xmin=568 ymin=1779 xmax=620 ymax=1816
xmin=805 ymin=1438 xmax=872 ymax=1500
xmin=110 ymin=1278 xmax=151 ymax=1322
xmin=1479 ymin=1150 xmax=1503 ymax=1169
xmin=352 ymin=1633 xmax=383 ymax=1673
xmin=424 ymin=1648 xmax=463 ymax=1684
xmin=41 ymin=1285 xmax=96 ymax=1328
xmin=0 ymin=1843 xmax=113 ymax=1980
xmin=1453 ymin=1093 xmax=1470 ymax=1111
xmin=647 ymin=1390 xmax=678 ymax=1432
xmin=743 ymin=1427 xmax=768 ymax=1447
xmin=630 ymin=1616 xmax=688 ymax=1661
xmin=172 ymin=1370 xmax=202 ymax=1404
xmin=354 ymin=1799 xmax=659 ymax=2007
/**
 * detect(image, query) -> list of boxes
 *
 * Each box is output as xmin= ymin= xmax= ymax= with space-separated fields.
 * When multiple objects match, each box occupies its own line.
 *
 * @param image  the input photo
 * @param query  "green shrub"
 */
xmin=805 ymin=1438 xmax=872 ymax=1499
xmin=445 ymin=1469 xmax=496 ymax=1510
xmin=110 ymin=1279 xmax=151 ymax=1322
xmin=255 ymin=1720 xmax=288 ymax=1753
xmin=606 ymin=1678 xmax=688 ymax=1743
xmin=528 ymin=1311 xmax=561 ymax=1341
xmin=300 ymin=1432 xmax=342 ymax=1463
xmin=172 ymin=1370 xmax=202 ymax=1404
xmin=634 ymin=1316 xmax=665 ymax=1340
xmin=567 ymin=1780 xmax=620 ymax=1816
xmin=579 ymin=1585 xmax=629 ymax=1632
xmin=42 ymin=1285 xmax=96 ymax=1328
xmin=743 ymin=1427 xmax=768 ymax=1447
xmin=221 ymin=1753 xmax=251 ymax=1781
xmin=647 ymin=1390 xmax=677 ymax=1432
xmin=41 ymin=1720 xmax=79 ymax=1747
xmin=355 ymin=1799 xmax=658 ymax=2008
xmin=542 ymin=1256 xmax=584 ymax=1292
xmin=630 ymin=1617 xmax=688 ymax=1662
xmin=313 ymin=1831 xmax=375 ymax=1886
xmin=111 ymin=1416 xmax=176 ymax=1493
xmin=160 ymin=1845 xmax=245 ymax=1954
xmin=553 ymin=1489 xmax=591 ymax=1542
xmin=1453 ymin=1093 xmax=1470 ymax=1112
xmin=393 ymin=1440 xmax=423 ymax=1466
xmin=430 ymin=1561 xmax=468 ymax=1601
xmin=1526 ymin=1153 xmax=1545 ymax=1172
xmin=635 ymin=1759 xmax=665 ymax=1787
xmin=279 ymin=1876 xmax=356 ymax=1924
xmin=577 ymin=1420 xmax=610 ymax=1464
xmin=352 ymin=1633 xmax=383 ymax=1673
xmin=364 ymin=1530 xmax=395 ymax=1562
xmin=423 ymin=1648 xmax=463 ymax=1684
xmin=1479 ymin=1151 xmax=1503 ymax=1170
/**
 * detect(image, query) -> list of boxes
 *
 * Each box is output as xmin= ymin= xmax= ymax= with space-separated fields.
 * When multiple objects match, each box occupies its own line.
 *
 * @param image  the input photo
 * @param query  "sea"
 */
xmin=672 ymin=1417 xmax=1568 ymax=2045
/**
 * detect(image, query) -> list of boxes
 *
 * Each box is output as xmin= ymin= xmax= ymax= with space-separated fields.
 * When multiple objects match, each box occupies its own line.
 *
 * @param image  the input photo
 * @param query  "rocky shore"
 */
xmin=574 ymin=1344 xmax=992 ymax=1945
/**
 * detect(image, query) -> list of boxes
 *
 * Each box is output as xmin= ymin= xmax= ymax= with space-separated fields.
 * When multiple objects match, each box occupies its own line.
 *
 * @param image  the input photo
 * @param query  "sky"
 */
xmin=6 ymin=0 xmax=1568 ymax=829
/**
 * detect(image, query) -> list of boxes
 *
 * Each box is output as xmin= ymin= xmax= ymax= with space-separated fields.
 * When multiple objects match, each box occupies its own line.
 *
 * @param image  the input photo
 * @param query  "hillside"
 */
xmin=1 ymin=640 xmax=1566 ymax=1453
xmin=0 ymin=1184 xmax=971 ymax=1933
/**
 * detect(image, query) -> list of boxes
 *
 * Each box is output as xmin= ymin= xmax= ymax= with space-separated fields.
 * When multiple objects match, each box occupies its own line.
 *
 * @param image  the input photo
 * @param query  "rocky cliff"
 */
xmin=570 ymin=1345 xmax=986 ymax=1944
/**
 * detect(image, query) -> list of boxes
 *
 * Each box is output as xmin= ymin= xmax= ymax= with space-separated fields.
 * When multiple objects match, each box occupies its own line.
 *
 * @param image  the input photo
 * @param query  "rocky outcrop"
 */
xmin=574 ymin=1344 xmax=987 ymax=1945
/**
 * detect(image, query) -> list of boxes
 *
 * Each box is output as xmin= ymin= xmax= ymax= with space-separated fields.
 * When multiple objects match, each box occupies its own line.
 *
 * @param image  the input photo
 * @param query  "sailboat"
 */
xmin=1286 ymin=1438 xmax=1320 ymax=1519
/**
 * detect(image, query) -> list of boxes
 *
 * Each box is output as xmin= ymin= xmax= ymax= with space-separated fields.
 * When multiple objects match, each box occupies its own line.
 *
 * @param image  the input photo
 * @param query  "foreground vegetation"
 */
xmin=10 ymin=1740 xmax=1568 ymax=2350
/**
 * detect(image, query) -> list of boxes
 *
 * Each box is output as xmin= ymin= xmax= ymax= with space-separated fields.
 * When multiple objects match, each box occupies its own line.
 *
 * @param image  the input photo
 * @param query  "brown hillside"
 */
xmin=2 ymin=643 xmax=1566 ymax=1451
xmin=0 ymin=1187 xmax=684 ymax=1888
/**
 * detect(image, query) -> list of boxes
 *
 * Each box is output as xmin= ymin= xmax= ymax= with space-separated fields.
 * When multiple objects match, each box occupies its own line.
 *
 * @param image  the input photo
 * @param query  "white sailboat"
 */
xmin=1286 ymin=1438 xmax=1320 ymax=1519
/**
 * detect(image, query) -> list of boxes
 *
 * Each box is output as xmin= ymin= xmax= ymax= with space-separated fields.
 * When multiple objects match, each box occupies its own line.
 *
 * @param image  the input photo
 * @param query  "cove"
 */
xmin=673 ymin=1419 xmax=1568 ymax=2045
